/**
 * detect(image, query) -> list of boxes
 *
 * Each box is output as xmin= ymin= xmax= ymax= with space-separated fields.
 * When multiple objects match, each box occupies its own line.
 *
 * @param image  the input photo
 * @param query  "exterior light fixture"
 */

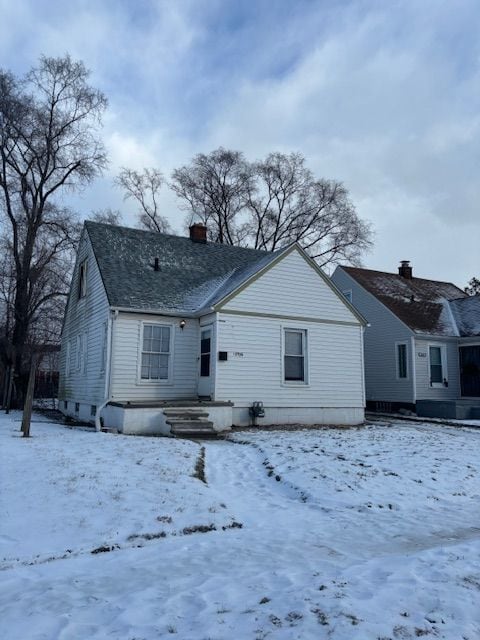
xmin=179 ymin=319 xmax=186 ymax=330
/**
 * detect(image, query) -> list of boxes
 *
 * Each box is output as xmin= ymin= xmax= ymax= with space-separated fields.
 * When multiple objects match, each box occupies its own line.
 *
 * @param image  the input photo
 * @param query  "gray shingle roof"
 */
xmin=341 ymin=266 xmax=469 ymax=336
xmin=85 ymin=221 xmax=281 ymax=314
xmin=449 ymin=295 xmax=480 ymax=337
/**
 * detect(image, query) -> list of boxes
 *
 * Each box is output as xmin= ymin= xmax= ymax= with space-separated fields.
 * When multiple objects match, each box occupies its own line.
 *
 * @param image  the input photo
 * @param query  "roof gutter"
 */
xmin=109 ymin=306 xmax=198 ymax=319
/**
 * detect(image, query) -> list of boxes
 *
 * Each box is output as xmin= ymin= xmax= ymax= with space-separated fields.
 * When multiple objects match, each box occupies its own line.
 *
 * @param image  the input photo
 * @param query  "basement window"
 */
xmin=283 ymin=329 xmax=307 ymax=383
xmin=140 ymin=324 xmax=171 ymax=381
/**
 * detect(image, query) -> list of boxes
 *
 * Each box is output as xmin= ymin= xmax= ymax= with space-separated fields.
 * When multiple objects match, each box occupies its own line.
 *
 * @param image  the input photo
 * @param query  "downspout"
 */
xmin=410 ymin=336 xmax=417 ymax=406
xmin=360 ymin=325 xmax=366 ymax=409
xmin=95 ymin=309 xmax=117 ymax=431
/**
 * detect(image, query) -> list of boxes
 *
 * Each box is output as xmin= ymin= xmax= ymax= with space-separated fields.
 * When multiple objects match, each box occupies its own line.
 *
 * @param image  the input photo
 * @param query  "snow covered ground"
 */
xmin=1 ymin=413 xmax=480 ymax=639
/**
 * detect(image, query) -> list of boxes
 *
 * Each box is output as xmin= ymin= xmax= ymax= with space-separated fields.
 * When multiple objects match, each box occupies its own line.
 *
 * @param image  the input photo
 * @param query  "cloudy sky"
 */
xmin=1 ymin=0 xmax=479 ymax=286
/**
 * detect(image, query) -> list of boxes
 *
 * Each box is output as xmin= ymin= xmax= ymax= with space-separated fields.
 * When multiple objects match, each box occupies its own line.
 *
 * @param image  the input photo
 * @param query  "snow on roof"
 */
xmin=449 ymin=295 xmax=480 ymax=337
xmin=342 ymin=266 xmax=470 ymax=336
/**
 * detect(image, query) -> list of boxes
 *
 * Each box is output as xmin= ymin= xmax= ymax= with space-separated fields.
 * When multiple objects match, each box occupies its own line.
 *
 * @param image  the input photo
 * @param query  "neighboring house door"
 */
xmin=198 ymin=325 xmax=214 ymax=398
xmin=460 ymin=346 xmax=480 ymax=397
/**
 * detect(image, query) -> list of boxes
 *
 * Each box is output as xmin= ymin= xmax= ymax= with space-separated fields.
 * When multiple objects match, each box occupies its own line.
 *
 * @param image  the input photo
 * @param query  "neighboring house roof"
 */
xmin=340 ymin=266 xmax=471 ymax=336
xmin=85 ymin=221 xmax=284 ymax=315
xmin=449 ymin=295 xmax=480 ymax=337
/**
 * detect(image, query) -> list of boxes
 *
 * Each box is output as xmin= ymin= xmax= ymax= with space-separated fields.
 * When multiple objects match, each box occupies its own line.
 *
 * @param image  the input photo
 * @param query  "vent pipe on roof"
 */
xmin=189 ymin=223 xmax=207 ymax=244
xmin=398 ymin=260 xmax=412 ymax=279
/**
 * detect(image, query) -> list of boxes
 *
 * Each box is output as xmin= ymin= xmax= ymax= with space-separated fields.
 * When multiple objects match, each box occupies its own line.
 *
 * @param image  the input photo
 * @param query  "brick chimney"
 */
xmin=189 ymin=223 xmax=207 ymax=244
xmin=398 ymin=260 xmax=413 ymax=279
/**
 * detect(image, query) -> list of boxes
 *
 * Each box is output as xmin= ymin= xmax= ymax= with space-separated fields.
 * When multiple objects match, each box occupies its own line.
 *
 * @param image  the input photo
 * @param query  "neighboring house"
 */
xmin=332 ymin=261 xmax=480 ymax=419
xmin=59 ymin=221 xmax=366 ymax=435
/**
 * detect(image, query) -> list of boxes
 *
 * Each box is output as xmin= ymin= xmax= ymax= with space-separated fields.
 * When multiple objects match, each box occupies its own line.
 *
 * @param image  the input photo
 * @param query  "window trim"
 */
xmin=65 ymin=341 xmax=71 ymax=377
xmin=395 ymin=341 xmax=409 ymax=380
xmin=428 ymin=343 xmax=447 ymax=388
xmin=100 ymin=321 xmax=108 ymax=373
xmin=78 ymin=259 xmax=88 ymax=299
xmin=281 ymin=327 xmax=309 ymax=386
xmin=137 ymin=321 xmax=174 ymax=385
xmin=76 ymin=335 xmax=82 ymax=372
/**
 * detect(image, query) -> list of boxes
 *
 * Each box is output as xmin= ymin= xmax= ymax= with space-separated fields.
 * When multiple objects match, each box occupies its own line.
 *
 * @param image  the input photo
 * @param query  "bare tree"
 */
xmin=89 ymin=207 xmax=123 ymax=226
xmin=0 ymin=55 xmax=107 ymax=403
xmin=246 ymin=152 xmax=372 ymax=265
xmin=171 ymin=148 xmax=253 ymax=244
xmin=116 ymin=167 xmax=170 ymax=233
xmin=171 ymin=148 xmax=372 ymax=265
xmin=465 ymin=277 xmax=480 ymax=295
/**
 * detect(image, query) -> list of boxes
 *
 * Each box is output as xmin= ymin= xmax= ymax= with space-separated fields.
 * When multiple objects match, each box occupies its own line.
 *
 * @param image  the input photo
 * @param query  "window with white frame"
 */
xmin=100 ymin=322 xmax=108 ymax=372
xmin=396 ymin=342 xmax=408 ymax=379
xmin=78 ymin=259 xmax=88 ymax=299
xmin=429 ymin=345 xmax=445 ymax=386
xmin=284 ymin=329 xmax=307 ymax=383
xmin=83 ymin=331 xmax=88 ymax=374
xmin=66 ymin=341 xmax=71 ymax=376
xmin=76 ymin=335 xmax=82 ymax=372
xmin=140 ymin=324 xmax=171 ymax=380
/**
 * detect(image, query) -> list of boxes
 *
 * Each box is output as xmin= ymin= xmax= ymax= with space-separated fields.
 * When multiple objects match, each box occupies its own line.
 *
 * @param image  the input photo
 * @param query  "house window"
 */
xmin=75 ymin=402 xmax=80 ymax=413
xmin=284 ymin=329 xmax=307 ymax=382
xmin=64 ymin=400 xmax=68 ymax=410
xmin=66 ymin=341 xmax=71 ymax=376
xmin=429 ymin=345 xmax=445 ymax=386
xmin=200 ymin=328 xmax=212 ymax=377
xmin=140 ymin=324 xmax=171 ymax=380
xmin=76 ymin=335 xmax=82 ymax=372
xmin=91 ymin=405 xmax=97 ymax=417
xmin=78 ymin=259 xmax=88 ymax=298
xmin=396 ymin=343 xmax=408 ymax=379
xmin=343 ymin=290 xmax=353 ymax=303
xmin=100 ymin=322 xmax=108 ymax=372
xmin=83 ymin=331 xmax=88 ymax=374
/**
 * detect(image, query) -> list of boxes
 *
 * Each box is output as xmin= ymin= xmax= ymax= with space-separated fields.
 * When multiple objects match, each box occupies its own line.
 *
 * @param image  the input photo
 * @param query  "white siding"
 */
xmin=110 ymin=313 xmax=199 ymax=401
xmin=414 ymin=338 xmax=461 ymax=400
xmin=59 ymin=230 xmax=110 ymax=405
xmin=216 ymin=313 xmax=364 ymax=409
xmin=331 ymin=267 xmax=415 ymax=404
xmin=221 ymin=248 xmax=360 ymax=324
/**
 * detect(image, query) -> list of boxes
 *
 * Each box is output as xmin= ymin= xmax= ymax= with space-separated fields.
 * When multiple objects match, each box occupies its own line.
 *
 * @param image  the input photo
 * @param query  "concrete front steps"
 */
xmin=163 ymin=408 xmax=223 ymax=439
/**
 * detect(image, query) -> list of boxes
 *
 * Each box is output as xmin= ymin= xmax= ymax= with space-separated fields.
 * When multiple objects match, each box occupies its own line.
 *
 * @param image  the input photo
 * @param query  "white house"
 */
xmin=332 ymin=261 xmax=480 ymax=420
xmin=59 ymin=221 xmax=366 ymax=435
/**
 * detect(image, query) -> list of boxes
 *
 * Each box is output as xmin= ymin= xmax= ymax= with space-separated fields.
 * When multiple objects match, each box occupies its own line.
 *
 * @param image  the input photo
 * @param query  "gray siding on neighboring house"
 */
xmin=59 ymin=229 xmax=110 ymax=407
xmin=109 ymin=313 xmax=199 ymax=401
xmin=414 ymin=338 xmax=461 ymax=400
xmin=332 ymin=267 xmax=415 ymax=404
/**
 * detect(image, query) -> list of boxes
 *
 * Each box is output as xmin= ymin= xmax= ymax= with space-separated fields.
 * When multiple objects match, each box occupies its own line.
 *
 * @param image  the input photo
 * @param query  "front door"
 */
xmin=460 ymin=346 xmax=480 ymax=397
xmin=198 ymin=325 xmax=213 ymax=398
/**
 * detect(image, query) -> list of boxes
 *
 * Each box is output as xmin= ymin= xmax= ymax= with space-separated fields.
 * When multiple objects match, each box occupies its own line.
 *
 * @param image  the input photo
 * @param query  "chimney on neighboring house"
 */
xmin=189 ymin=223 xmax=207 ymax=244
xmin=398 ymin=260 xmax=413 ymax=279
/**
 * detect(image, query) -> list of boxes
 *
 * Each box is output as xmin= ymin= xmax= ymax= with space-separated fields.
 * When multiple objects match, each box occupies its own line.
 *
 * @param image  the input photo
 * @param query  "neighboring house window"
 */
xmin=91 ymin=405 xmax=97 ymax=417
xmin=396 ymin=343 xmax=408 ymax=379
xmin=284 ymin=329 xmax=307 ymax=382
xmin=429 ymin=345 xmax=445 ymax=386
xmin=76 ymin=335 xmax=82 ymax=372
xmin=140 ymin=324 xmax=171 ymax=380
xmin=343 ymin=290 xmax=353 ymax=303
xmin=100 ymin=322 xmax=108 ymax=372
xmin=75 ymin=402 xmax=80 ymax=413
xmin=78 ymin=259 xmax=88 ymax=298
